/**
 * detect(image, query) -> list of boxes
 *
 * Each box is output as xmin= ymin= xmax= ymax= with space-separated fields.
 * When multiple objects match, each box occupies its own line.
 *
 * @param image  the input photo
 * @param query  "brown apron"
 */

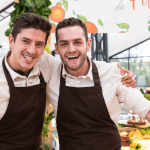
xmin=57 ymin=60 xmax=121 ymax=150
xmin=0 ymin=58 xmax=46 ymax=150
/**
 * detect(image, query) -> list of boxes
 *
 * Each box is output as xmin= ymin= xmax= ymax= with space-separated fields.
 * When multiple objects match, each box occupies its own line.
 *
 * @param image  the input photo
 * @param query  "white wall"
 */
xmin=108 ymin=33 xmax=150 ymax=57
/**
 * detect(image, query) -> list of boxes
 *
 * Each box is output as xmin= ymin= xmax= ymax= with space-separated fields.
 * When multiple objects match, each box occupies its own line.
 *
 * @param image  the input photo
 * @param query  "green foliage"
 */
xmin=5 ymin=0 xmax=52 ymax=37
xmin=144 ymin=93 xmax=150 ymax=100
xmin=41 ymin=108 xmax=54 ymax=150
xmin=140 ymin=88 xmax=144 ymax=94
xmin=130 ymin=143 xmax=141 ymax=150
xmin=118 ymin=123 xmax=126 ymax=128
xmin=140 ymin=127 xmax=150 ymax=135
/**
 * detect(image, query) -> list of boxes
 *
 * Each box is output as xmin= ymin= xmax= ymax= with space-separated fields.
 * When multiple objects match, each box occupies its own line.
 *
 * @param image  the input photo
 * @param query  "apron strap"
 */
xmin=39 ymin=72 xmax=46 ymax=85
xmin=2 ymin=57 xmax=15 ymax=88
xmin=59 ymin=66 xmax=66 ymax=93
xmin=91 ymin=60 xmax=101 ymax=87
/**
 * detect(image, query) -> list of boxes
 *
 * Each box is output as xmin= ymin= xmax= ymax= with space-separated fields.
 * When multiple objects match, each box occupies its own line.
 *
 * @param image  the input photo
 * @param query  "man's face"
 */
xmin=9 ymin=28 xmax=46 ymax=74
xmin=55 ymin=26 xmax=91 ymax=72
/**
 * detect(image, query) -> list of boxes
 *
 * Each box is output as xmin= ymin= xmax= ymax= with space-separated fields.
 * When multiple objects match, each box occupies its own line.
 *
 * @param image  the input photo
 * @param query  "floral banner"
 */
xmin=49 ymin=0 xmax=150 ymax=33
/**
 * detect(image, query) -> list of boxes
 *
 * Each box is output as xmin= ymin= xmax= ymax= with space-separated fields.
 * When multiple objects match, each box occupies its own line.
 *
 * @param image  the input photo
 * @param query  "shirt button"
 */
xmin=66 ymin=146 xmax=68 ymax=148
xmin=77 ymin=80 xmax=81 ymax=84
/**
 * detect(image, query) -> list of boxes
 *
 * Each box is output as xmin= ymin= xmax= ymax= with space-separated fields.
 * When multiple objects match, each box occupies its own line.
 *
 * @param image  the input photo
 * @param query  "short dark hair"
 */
xmin=55 ymin=17 xmax=88 ymax=44
xmin=12 ymin=12 xmax=52 ymax=45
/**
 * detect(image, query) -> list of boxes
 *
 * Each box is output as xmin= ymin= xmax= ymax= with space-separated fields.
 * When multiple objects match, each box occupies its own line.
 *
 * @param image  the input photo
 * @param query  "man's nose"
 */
xmin=68 ymin=43 xmax=76 ymax=52
xmin=27 ymin=43 xmax=36 ymax=54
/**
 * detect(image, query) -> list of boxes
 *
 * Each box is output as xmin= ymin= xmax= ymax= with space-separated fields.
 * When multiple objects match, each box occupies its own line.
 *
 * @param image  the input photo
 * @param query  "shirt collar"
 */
xmin=62 ymin=57 xmax=93 ymax=81
xmin=5 ymin=50 xmax=40 ymax=81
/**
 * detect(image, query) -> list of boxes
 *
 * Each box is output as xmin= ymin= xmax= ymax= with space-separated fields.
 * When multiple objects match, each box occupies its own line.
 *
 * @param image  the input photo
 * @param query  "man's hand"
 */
xmin=120 ymin=67 xmax=136 ymax=88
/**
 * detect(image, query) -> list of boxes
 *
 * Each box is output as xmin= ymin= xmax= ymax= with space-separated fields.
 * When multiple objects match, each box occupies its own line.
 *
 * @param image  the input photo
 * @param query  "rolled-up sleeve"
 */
xmin=117 ymin=83 xmax=150 ymax=119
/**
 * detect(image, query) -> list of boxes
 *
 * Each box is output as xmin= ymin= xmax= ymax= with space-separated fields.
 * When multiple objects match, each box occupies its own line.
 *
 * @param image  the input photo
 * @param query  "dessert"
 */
xmin=127 ymin=116 xmax=146 ymax=125
xmin=146 ymin=87 xmax=150 ymax=93
xmin=120 ymin=132 xmax=131 ymax=147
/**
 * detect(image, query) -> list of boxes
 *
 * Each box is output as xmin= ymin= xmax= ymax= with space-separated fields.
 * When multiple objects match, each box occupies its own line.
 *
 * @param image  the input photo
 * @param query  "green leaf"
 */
xmin=77 ymin=15 xmax=87 ymax=22
xmin=30 ymin=0 xmax=36 ymax=9
xmin=41 ymin=15 xmax=48 ymax=20
xmin=63 ymin=0 xmax=68 ymax=11
xmin=36 ymin=0 xmax=45 ymax=9
xmin=43 ymin=143 xmax=50 ymax=150
xmin=41 ymin=7 xmax=45 ymax=15
xmin=34 ymin=11 xmax=41 ymax=15
xmin=117 ymin=23 xmax=129 ymax=29
xmin=148 ymin=20 xmax=150 ymax=24
xmin=20 ymin=10 xmax=25 ymax=14
xmin=118 ymin=123 xmax=126 ymax=128
xmin=5 ymin=29 xmax=12 ymax=37
xmin=10 ymin=10 xmax=17 ymax=22
xmin=44 ymin=7 xmax=51 ymax=15
xmin=19 ymin=0 xmax=26 ymax=3
xmin=45 ymin=0 xmax=52 ymax=7
xmin=14 ymin=3 xmax=21 ymax=12
xmin=98 ymin=18 xmax=103 ymax=26
xmin=148 ymin=26 xmax=150 ymax=31
xmin=73 ymin=10 xmax=76 ymax=16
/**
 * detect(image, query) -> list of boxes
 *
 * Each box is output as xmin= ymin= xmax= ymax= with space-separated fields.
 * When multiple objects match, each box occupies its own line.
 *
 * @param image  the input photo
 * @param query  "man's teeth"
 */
xmin=23 ymin=55 xmax=33 ymax=60
xmin=67 ymin=55 xmax=79 ymax=59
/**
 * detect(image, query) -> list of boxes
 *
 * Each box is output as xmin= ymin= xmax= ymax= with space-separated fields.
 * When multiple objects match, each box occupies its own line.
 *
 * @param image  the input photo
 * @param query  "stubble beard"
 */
xmin=60 ymin=50 xmax=87 ymax=71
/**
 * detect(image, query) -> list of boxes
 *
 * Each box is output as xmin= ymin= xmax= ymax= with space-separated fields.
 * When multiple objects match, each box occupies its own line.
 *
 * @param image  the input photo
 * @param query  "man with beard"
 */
xmin=0 ymin=13 xmax=136 ymax=150
xmin=46 ymin=17 xmax=150 ymax=150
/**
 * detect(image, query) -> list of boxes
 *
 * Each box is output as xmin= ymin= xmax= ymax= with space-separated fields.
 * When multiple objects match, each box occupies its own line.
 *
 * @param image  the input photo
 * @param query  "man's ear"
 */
xmin=9 ymin=34 xmax=14 ymax=50
xmin=54 ymin=43 xmax=60 ymax=55
xmin=86 ymin=38 xmax=92 ymax=52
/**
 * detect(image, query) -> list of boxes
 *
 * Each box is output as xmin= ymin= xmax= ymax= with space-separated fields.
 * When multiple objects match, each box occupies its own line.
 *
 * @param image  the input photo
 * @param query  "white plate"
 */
xmin=122 ymin=121 xmax=150 ymax=128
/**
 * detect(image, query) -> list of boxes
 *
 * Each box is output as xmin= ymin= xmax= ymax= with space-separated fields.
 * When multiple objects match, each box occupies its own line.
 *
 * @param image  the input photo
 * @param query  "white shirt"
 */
xmin=0 ymin=50 xmax=60 ymax=120
xmin=46 ymin=57 xmax=150 ymax=125
xmin=0 ymin=51 xmax=150 ymax=125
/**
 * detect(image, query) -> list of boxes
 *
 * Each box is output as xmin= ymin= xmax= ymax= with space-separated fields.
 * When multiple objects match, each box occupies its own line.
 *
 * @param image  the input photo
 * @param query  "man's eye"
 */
xmin=36 ymin=43 xmax=43 ymax=47
xmin=62 ymin=43 xmax=67 ymax=46
xmin=75 ymin=42 xmax=81 ymax=45
xmin=23 ymin=40 xmax=29 ymax=43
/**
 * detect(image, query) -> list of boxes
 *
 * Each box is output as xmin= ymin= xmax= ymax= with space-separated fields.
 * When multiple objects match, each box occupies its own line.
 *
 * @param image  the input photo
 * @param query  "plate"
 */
xmin=122 ymin=121 xmax=150 ymax=128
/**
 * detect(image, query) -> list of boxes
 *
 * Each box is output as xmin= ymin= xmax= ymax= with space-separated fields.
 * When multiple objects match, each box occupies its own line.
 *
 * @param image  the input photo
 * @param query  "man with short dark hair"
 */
xmin=0 ymin=13 xmax=136 ymax=150
xmin=46 ymin=17 xmax=150 ymax=150
xmin=0 ymin=13 xmax=57 ymax=150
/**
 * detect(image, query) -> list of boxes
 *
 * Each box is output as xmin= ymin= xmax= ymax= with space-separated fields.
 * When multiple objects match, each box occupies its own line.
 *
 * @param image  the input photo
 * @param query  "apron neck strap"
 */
xmin=91 ymin=60 xmax=101 ymax=86
xmin=2 ymin=57 xmax=15 ymax=88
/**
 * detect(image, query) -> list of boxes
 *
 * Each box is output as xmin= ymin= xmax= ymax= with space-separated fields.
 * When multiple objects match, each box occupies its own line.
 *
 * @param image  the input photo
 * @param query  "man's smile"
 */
xmin=22 ymin=54 xmax=35 ymax=61
xmin=67 ymin=55 xmax=79 ymax=60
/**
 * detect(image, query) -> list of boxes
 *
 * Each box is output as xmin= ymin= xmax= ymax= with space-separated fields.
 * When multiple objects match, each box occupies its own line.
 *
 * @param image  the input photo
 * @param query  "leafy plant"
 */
xmin=41 ymin=108 xmax=55 ymax=150
xmin=5 ymin=0 xmax=52 ymax=37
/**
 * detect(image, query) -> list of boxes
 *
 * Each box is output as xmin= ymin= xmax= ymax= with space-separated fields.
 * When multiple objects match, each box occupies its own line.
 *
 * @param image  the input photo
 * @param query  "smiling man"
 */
xmin=0 ymin=13 xmax=58 ymax=150
xmin=0 ymin=13 xmax=136 ymax=150
xmin=46 ymin=17 xmax=150 ymax=150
